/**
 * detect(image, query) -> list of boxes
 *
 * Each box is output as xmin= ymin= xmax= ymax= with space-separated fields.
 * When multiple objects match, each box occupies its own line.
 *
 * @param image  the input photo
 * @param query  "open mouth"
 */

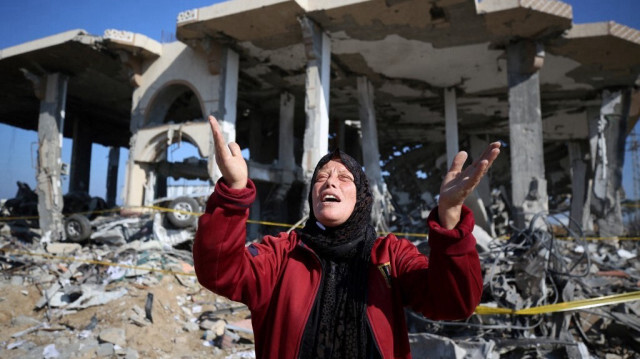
xmin=322 ymin=194 xmax=340 ymax=202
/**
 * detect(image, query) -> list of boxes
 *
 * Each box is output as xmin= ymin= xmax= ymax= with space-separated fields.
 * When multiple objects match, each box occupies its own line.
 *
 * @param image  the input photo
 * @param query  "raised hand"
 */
xmin=438 ymin=142 xmax=501 ymax=229
xmin=209 ymin=115 xmax=248 ymax=189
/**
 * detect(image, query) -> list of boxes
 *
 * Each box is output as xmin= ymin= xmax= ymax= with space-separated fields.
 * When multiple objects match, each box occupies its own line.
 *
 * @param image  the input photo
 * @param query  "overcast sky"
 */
xmin=0 ymin=0 xmax=638 ymax=203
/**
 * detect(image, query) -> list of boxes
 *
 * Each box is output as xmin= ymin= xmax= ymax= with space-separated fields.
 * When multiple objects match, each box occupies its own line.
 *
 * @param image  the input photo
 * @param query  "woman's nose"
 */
xmin=325 ymin=173 xmax=338 ymax=187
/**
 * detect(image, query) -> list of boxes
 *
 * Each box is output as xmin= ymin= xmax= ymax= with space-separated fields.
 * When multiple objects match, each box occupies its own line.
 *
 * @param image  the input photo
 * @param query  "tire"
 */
xmin=65 ymin=214 xmax=92 ymax=242
xmin=166 ymin=196 xmax=200 ymax=228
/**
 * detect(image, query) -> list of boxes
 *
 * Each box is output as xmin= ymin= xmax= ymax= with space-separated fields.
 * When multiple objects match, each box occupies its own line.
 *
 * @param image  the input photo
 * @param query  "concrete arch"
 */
xmin=144 ymin=80 xmax=206 ymax=127
xmin=134 ymin=123 xmax=211 ymax=163
xmin=124 ymin=121 xmax=212 ymax=206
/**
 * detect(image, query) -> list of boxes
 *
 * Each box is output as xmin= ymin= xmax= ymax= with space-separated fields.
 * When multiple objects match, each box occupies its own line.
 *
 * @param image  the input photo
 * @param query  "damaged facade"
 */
xmin=1 ymin=1 xmax=640 ymax=240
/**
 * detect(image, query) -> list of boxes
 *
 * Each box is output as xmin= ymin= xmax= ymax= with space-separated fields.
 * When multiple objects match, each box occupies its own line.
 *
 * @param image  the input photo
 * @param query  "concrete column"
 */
xmin=36 ymin=73 xmax=68 ymax=242
xmin=143 ymin=168 xmax=156 ymax=206
xmin=275 ymin=92 xmax=296 ymax=200
xmin=208 ymin=47 xmax=239 ymax=183
xmin=69 ymin=119 xmax=92 ymax=193
xmin=469 ymin=135 xmax=492 ymax=206
xmin=469 ymin=135 xmax=493 ymax=235
xmin=106 ymin=146 xmax=120 ymax=208
xmin=589 ymin=90 xmax=630 ymax=237
xmin=507 ymin=40 xmax=548 ymax=228
xmin=567 ymin=141 xmax=590 ymax=234
xmin=357 ymin=77 xmax=388 ymax=230
xmin=444 ymin=88 xmax=459 ymax=168
xmin=279 ymin=92 xmax=296 ymax=172
xmin=300 ymin=17 xmax=331 ymax=216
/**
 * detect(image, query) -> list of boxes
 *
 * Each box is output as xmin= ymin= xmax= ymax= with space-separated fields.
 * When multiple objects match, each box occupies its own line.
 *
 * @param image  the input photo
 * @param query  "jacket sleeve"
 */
xmin=193 ymin=178 xmax=293 ymax=311
xmin=394 ymin=205 xmax=482 ymax=320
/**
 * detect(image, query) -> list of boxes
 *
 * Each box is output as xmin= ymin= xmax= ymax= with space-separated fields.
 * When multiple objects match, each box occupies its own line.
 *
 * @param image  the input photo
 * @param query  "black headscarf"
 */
xmin=298 ymin=149 xmax=379 ymax=359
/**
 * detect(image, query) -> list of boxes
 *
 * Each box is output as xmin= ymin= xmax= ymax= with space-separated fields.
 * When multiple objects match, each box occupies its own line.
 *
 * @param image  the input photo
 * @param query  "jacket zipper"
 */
xmin=366 ymin=303 xmax=384 ymax=358
xmin=294 ymin=243 xmax=324 ymax=359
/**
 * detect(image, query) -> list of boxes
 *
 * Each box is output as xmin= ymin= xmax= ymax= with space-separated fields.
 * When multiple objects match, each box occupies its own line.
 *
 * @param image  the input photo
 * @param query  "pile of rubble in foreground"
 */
xmin=1 ymin=212 xmax=639 ymax=358
xmin=410 ymin=215 xmax=640 ymax=359
xmin=0 ymin=213 xmax=255 ymax=359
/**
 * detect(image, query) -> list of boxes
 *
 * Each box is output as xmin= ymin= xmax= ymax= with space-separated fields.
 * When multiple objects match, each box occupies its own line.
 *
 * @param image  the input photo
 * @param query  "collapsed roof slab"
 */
xmin=476 ymin=0 xmax=572 ymax=42
xmin=0 ymin=29 xmax=154 ymax=148
xmin=176 ymin=0 xmax=306 ymax=49
xmin=173 ymin=0 xmax=640 ymax=152
xmin=548 ymin=22 xmax=640 ymax=90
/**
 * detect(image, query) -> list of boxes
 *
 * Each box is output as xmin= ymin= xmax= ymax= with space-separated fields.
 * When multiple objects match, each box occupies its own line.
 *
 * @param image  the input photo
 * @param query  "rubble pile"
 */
xmin=408 ymin=214 xmax=640 ymax=358
xmin=0 ymin=214 xmax=256 ymax=359
xmin=1 ymin=209 xmax=640 ymax=358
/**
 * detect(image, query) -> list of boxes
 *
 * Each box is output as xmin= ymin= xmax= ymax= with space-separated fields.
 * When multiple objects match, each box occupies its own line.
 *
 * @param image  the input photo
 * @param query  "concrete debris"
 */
xmin=406 ymin=213 xmax=640 ymax=358
xmin=42 ymin=343 xmax=59 ymax=358
xmin=45 ymin=243 xmax=81 ymax=255
xmin=0 ymin=215 xmax=253 ymax=358
xmin=98 ymin=327 xmax=126 ymax=347
xmin=2 ymin=205 xmax=639 ymax=358
xmin=48 ymin=285 xmax=127 ymax=309
xmin=409 ymin=333 xmax=497 ymax=359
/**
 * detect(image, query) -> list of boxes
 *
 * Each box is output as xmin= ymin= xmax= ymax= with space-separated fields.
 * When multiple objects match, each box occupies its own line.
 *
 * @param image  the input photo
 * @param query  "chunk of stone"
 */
xmin=98 ymin=328 xmax=126 ymax=347
xmin=96 ymin=343 xmax=114 ymax=357
xmin=45 ymin=243 xmax=81 ymax=255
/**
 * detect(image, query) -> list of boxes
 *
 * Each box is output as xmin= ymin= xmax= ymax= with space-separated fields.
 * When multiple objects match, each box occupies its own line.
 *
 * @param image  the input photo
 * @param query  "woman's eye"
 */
xmin=339 ymin=175 xmax=353 ymax=182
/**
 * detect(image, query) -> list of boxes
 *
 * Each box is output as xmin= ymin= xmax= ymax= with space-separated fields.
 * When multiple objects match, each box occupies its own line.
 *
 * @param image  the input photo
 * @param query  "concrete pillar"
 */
xmin=469 ymin=135 xmax=492 ymax=206
xmin=279 ymin=92 xmax=295 ymax=172
xmin=507 ymin=40 xmax=548 ymax=228
xmin=106 ymin=146 xmax=120 ymax=207
xmin=469 ymin=135 xmax=493 ymax=235
xmin=300 ymin=17 xmax=331 ymax=216
xmin=144 ymin=168 xmax=156 ymax=206
xmin=444 ymin=88 xmax=459 ymax=168
xmin=589 ymin=90 xmax=630 ymax=237
xmin=69 ymin=119 xmax=92 ymax=193
xmin=567 ymin=141 xmax=590 ymax=234
xmin=357 ymin=76 xmax=388 ymax=230
xmin=36 ymin=73 xmax=68 ymax=242
xmin=208 ymin=47 xmax=239 ymax=183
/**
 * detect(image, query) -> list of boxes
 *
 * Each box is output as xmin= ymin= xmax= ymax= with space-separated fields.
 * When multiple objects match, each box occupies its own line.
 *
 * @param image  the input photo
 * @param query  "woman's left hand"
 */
xmin=438 ymin=142 xmax=501 ymax=229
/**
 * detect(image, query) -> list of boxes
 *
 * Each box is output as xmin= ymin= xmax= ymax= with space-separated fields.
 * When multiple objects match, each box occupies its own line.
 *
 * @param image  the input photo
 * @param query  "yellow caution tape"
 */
xmin=475 ymin=290 xmax=640 ymax=315
xmin=3 ymin=249 xmax=196 ymax=277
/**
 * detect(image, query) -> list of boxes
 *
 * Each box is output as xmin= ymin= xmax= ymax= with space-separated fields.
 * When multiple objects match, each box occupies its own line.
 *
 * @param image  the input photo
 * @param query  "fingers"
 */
xmin=209 ymin=115 xmax=229 ymax=159
xmin=449 ymin=151 xmax=468 ymax=173
xmin=473 ymin=141 xmax=500 ymax=167
xmin=228 ymin=142 xmax=242 ymax=157
xmin=466 ymin=143 xmax=501 ymax=186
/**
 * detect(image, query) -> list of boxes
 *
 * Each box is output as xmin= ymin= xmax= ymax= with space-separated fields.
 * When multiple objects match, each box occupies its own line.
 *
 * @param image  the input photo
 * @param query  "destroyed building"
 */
xmin=0 ymin=0 xmax=639 ymax=242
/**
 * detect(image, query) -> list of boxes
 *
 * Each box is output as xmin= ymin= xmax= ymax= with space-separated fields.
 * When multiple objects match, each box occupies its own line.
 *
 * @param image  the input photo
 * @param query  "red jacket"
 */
xmin=194 ymin=179 xmax=482 ymax=358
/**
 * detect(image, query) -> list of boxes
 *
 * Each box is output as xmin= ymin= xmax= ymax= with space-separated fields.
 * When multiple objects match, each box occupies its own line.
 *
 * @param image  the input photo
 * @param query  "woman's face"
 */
xmin=311 ymin=159 xmax=357 ymax=227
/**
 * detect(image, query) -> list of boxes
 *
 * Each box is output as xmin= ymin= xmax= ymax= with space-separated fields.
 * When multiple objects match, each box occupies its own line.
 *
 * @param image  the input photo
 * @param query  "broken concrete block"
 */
xmin=11 ymin=315 xmax=41 ymax=328
xmin=49 ymin=285 xmax=127 ymax=309
xmin=183 ymin=320 xmax=199 ymax=332
xmin=43 ymin=343 xmax=60 ymax=358
xmin=11 ymin=275 xmax=24 ymax=285
xmin=7 ymin=339 xmax=26 ymax=350
xmin=203 ymin=330 xmax=216 ymax=341
xmin=96 ymin=343 xmax=115 ymax=357
xmin=124 ymin=348 xmax=139 ymax=359
xmin=45 ymin=243 xmax=81 ymax=255
xmin=98 ymin=328 xmax=126 ymax=347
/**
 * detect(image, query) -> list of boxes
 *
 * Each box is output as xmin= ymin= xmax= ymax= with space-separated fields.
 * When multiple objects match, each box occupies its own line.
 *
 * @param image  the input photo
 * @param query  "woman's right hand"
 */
xmin=209 ymin=115 xmax=248 ymax=189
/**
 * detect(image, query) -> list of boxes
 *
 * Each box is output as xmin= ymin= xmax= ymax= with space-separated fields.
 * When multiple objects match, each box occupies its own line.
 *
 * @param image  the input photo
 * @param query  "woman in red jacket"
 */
xmin=194 ymin=115 xmax=500 ymax=358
